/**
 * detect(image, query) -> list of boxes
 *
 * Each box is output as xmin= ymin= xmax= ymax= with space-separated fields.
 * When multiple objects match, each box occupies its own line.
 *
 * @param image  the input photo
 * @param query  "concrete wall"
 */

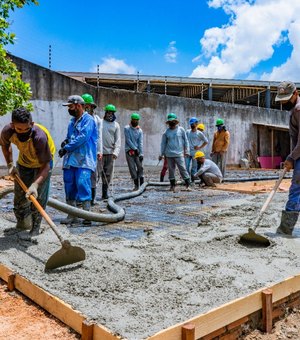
xmin=0 ymin=55 xmax=289 ymax=167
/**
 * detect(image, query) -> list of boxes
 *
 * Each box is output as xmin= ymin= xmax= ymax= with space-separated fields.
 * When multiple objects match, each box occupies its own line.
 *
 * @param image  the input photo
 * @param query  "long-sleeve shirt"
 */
xmin=288 ymin=96 xmax=300 ymax=161
xmin=212 ymin=129 xmax=230 ymax=153
xmin=63 ymin=112 xmax=97 ymax=171
xmin=94 ymin=114 xmax=103 ymax=155
xmin=160 ymin=126 xmax=189 ymax=158
xmin=186 ymin=129 xmax=208 ymax=156
xmin=124 ymin=125 xmax=143 ymax=155
xmin=102 ymin=120 xmax=121 ymax=157
xmin=194 ymin=159 xmax=223 ymax=179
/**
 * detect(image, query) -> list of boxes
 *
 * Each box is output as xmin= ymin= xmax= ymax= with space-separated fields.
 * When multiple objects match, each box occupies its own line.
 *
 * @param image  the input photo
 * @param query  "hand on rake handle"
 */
xmin=7 ymin=162 xmax=18 ymax=176
xmin=284 ymin=159 xmax=293 ymax=172
xmin=25 ymin=182 xmax=39 ymax=199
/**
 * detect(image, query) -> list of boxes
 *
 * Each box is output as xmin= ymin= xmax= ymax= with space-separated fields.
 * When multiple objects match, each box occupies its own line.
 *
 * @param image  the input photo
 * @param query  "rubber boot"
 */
xmin=60 ymin=200 xmax=80 ymax=224
xmin=184 ymin=178 xmax=192 ymax=191
xmin=82 ymin=201 xmax=92 ymax=225
xmin=160 ymin=174 xmax=164 ymax=182
xmin=102 ymin=184 xmax=108 ymax=200
xmin=30 ymin=214 xmax=42 ymax=237
xmin=140 ymin=177 xmax=144 ymax=186
xmin=170 ymin=179 xmax=176 ymax=193
xmin=133 ymin=178 xmax=139 ymax=191
xmin=91 ymin=188 xmax=96 ymax=206
xmin=276 ymin=210 xmax=299 ymax=236
xmin=16 ymin=214 xmax=32 ymax=230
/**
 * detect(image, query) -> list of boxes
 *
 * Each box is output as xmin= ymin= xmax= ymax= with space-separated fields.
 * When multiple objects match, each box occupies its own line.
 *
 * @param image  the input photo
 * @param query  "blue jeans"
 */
xmin=63 ymin=167 xmax=92 ymax=202
xmin=286 ymin=158 xmax=300 ymax=211
xmin=185 ymin=156 xmax=198 ymax=178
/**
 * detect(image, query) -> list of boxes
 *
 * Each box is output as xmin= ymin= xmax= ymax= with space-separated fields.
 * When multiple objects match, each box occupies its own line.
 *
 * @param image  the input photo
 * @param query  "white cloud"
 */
xmin=191 ymin=0 xmax=300 ymax=80
xmin=91 ymin=57 xmax=137 ymax=74
xmin=164 ymin=41 xmax=178 ymax=63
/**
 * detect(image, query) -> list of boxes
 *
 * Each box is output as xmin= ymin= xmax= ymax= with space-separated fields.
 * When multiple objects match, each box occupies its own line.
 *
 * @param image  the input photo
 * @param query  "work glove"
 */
xmin=60 ymin=139 xmax=69 ymax=148
xmin=112 ymin=154 xmax=117 ymax=160
xmin=128 ymin=150 xmax=135 ymax=156
xmin=25 ymin=182 xmax=39 ymax=199
xmin=134 ymin=149 xmax=140 ymax=156
xmin=139 ymin=155 xmax=143 ymax=162
xmin=284 ymin=159 xmax=293 ymax=172
xmin=58 ymin=148 xmax=67 ymax=158
xmin=158 ymin=155 xmax=163 ymax=161
xmin=7 ymin=162 xmax=18 ymax=177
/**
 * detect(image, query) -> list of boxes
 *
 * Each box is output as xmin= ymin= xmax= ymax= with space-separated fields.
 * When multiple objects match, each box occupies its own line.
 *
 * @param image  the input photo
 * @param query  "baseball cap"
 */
xmin=62 ymin=95 xmax=85 ymax=106
xmin=275 ymin=81 xmax=297 ymax=102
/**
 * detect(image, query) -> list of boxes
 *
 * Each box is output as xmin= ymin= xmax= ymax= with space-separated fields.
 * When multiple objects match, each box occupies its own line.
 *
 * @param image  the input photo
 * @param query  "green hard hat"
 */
xmin=104 ymin=104 xmax=116 ymax=112
xmin=216 ymin=118 xmax=224 ymax=126
xmin=82 ymin=93 xmax=97 ymax=107
xmin=166 ymin=113 xmax=178 ymax=121
xmin=131 ymin=112 xmax=140 ymax=120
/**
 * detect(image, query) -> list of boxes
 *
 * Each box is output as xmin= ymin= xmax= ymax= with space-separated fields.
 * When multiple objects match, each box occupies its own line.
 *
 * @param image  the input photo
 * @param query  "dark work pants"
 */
xmin=14 ymin=163 xmax=51 ymax=228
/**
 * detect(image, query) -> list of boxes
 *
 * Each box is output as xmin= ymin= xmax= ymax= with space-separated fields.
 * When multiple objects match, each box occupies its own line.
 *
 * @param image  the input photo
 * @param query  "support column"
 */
xmin=265 ymin=86 xmax=271 ymax=108
xmin=208 ymin=84 xmax=213 ymax=101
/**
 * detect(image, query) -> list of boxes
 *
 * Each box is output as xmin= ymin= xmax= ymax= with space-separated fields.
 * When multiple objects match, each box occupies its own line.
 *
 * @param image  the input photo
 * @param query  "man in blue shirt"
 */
xmin=124 ymin=113 xmax=144 ymax=190
xmin=59 ymin=95 xmax=97 ymax=225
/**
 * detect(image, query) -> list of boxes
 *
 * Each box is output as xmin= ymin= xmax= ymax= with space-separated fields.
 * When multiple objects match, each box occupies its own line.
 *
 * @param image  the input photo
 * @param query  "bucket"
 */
xmin=257 ymin=156 xmax=282 ymax=169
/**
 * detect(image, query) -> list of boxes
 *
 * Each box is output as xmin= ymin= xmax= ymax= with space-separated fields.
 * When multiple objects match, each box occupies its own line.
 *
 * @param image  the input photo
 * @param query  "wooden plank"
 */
xmin=149 ymin=274 xmax=300 ymax=340
xmin=14 ymin=274 xmax=85 ymax=334
xmin=7 ymin=273 xmax=15 ymax=291
xmin=262 ymin=289 xmax=273 ymax=333
xmin=182 ymin=323 xmax=195 ymax=340
xmin=82 ymin=320 xmax=94 ymax=340
xmin=0 ymin=263 xmax=14 ymax=282
xmin=93 ymin=324 xmax=120 ymax=340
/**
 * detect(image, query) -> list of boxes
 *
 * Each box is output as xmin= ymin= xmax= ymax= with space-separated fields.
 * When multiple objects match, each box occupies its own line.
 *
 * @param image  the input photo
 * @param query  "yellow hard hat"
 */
xmin=194 ymin=151 xmax=205 ymax=159
xmin=197 ymin=123 xmax=205 ymax=131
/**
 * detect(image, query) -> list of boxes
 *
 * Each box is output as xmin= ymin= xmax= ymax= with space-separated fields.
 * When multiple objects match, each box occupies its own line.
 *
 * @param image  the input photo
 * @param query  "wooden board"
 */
xmin=215 ymin=179 xmax=291 ymax=194
xmin=148 ymin=274 xmax=300 ymax=340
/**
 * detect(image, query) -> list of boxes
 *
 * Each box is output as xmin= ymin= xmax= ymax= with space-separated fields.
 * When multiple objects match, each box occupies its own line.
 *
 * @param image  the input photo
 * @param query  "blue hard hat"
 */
xmin=189 ymin=117 xmax=198 ymax=125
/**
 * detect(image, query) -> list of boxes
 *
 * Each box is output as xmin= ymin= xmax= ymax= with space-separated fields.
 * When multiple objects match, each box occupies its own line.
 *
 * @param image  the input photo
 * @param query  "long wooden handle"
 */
xmin=14 ymin=174 xmax=64 ymax=244
xmin=253 ymin=168 xmax=287 ymax=231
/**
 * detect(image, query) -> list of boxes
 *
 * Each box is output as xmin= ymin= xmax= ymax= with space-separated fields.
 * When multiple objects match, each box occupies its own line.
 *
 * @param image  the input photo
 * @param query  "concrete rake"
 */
xmin=15 ymin=174 xmax=86 ymax=270
xmin=239 ymin=168 xmax=287 ymax=247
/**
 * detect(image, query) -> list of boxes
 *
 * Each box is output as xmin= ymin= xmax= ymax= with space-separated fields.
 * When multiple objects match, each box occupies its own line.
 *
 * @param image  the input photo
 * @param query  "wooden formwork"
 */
xmin=1 ymin=262 xmax=300 ymax=340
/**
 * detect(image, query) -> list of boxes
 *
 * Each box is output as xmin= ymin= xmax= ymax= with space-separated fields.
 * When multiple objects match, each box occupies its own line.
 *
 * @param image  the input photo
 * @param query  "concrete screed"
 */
xmin=0 ymin=169 xmax=300 ymax=339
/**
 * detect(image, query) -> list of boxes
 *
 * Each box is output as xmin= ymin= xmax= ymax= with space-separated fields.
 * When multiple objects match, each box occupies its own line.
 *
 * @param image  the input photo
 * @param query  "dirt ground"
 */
xmin=1 ymin=168 xmax=300 ymax=339
xmin=0 ymin=279 xmax=79 ymax=340
xmin=244 ymin=311 xmax=300 ymax=339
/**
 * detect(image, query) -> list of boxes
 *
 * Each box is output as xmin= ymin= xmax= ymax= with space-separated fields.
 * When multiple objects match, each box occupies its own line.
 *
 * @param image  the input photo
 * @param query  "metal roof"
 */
xmin=58 ymin=71 xmax=300 ymax=110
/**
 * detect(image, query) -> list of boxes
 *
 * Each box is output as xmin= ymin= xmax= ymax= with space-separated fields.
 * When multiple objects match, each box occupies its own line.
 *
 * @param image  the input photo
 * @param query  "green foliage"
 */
xmin=0 ymin=0 xmax=38 ymax=116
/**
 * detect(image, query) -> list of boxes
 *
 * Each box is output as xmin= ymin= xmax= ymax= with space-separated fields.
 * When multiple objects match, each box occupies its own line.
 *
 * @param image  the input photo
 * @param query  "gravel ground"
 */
xmin=0 ymin=168 xmax=300 ymax=339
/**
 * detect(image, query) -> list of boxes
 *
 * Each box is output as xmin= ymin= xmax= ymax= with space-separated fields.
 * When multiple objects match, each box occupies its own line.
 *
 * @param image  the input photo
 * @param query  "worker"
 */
xmin=197 ymin=123 xmax=205 ymax=133
xmin=274 ymin=81 xmax=300 ymax=235
xmin=194 ymin=151 xmax=223 ymax=187
xmin=101 ymin=104 xmax=121 ymax=199
xmin=159 ymin=113 xmax=191 ymax=192
xmin=82 ymin=93 xmax=103 ymax=206
xmin=59 ymin=95 xmax=97 ymax=225
xmin=0 ymin=107 xmax=55 ymax=237
xmin=211 ymin=118 xmax=230 ymax=177
xmin=124 ymin=113 xmax=144 ymax=190
xmin=186 ymin=117 xmax=208 ymax=181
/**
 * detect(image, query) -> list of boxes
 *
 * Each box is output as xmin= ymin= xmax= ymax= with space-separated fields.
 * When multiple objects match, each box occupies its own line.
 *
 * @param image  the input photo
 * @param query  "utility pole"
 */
xmin=97 ymin=64 xmax=100 ymax=88
xmin=48 ymin=45 xmax=52 ymax=69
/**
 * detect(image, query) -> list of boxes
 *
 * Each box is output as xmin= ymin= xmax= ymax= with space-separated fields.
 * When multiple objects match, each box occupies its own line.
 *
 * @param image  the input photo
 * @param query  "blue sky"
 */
xmin=7 ymin=0 xmax=300 ymax=81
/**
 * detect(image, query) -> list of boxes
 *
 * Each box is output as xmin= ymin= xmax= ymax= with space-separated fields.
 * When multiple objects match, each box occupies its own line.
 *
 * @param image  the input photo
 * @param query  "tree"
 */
xmin=0 ymin=0 xmax=38 ymax=116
